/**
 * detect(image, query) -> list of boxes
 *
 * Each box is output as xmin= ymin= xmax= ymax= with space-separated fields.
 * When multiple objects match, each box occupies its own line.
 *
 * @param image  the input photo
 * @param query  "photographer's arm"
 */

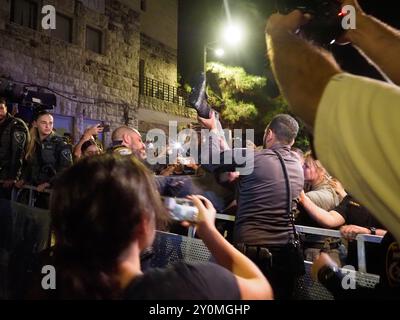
xmin=190 ymin=195 xmax=273 ymax=300
xmin=266 ymin=11 xmax=342 ymax=129
xmin=343 ymin=0 xmax=400 ymax=85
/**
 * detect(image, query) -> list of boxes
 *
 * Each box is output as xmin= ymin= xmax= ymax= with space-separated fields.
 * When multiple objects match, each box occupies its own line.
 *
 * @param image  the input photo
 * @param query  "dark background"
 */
xmin=178 ymin=0 xmax=400 ymax=86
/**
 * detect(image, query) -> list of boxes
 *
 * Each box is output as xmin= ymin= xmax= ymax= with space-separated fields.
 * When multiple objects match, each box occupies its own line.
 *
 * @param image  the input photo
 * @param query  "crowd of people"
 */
xmin=0 ymin=0 xmax=399 ymax=300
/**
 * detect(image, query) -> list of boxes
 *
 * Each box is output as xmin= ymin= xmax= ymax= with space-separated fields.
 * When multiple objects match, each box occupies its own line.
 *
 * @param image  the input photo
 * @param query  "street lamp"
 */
xmin=203 ymin=41 xmax=225 ymax=74
xmin=203 ymin=23 xmax=243 ymax=74
xmin=223 ymin=23 xmax=244 ymax=46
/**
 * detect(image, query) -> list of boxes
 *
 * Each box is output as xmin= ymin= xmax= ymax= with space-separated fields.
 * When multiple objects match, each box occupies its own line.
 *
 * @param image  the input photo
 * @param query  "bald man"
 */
xmin=111 ymin=126 xmax=191 ymax=198
xmin=111 ymin=126 xmax=146 ymax=160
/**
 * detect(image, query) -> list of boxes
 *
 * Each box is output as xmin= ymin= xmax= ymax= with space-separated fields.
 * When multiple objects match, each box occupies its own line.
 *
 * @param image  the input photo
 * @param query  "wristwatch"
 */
xmin=369 ymin=227 xmax=376 ymax=235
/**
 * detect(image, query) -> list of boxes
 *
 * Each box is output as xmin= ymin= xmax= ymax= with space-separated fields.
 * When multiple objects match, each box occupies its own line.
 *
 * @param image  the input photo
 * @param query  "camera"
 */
xmin=163 ymin=197 xmax=198 ymax=222
xmin=275 ymin=0 xmax=345 ymax=45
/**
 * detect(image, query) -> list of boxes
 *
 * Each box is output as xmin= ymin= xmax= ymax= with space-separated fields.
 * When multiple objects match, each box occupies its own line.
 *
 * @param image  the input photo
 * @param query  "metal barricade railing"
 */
xmin=210 ymin=215 xmax=383 ymax=275
xmin=11 ymin=185 xmax=51 ymax=208
xmin=295 ymin=225 xmax=383 ymax=273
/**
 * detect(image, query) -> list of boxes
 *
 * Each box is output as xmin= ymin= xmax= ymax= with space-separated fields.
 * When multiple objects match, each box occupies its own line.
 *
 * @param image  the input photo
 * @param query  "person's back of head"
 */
xmin=111 ymin=126 xmax=140 ymax=142
xmin=263 ymin=114 xmax=299 ymax=148
xmin=111 ymin=126 xmax=146 ymax=159
xmin=49 ymin=154 xmax=167 ymax=299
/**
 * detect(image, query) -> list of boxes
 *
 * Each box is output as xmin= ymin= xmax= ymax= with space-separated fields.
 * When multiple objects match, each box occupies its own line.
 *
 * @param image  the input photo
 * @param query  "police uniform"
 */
xmin=22 ymin=132 xmax=73 ymax=186
xmin=0 ymin=114 xmax=29 ymax=198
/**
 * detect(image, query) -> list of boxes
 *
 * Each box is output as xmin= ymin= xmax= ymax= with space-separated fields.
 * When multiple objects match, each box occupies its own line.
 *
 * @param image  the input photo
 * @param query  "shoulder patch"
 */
xmin=61 ymin=148 xmax=73 ymax=162
xmin=13 ymin=131 xmax=26 ymax=146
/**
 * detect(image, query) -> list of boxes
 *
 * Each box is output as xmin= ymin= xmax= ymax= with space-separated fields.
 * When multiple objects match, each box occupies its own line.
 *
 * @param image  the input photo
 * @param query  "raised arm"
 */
xmin=73 ymin=124 xmax=103 ymax=159
xmin=189 ymin=195 xmax=273 ymax=300
xmin=265 ymin=10 xmax=342 ymax=129
xmin=342 ymin=0 xmax=400 ymax=85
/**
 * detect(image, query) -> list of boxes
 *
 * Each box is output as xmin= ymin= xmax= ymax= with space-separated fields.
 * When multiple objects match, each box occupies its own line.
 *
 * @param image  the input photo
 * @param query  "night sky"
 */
xmin=178 ymin=0 xmax=400 ymax=87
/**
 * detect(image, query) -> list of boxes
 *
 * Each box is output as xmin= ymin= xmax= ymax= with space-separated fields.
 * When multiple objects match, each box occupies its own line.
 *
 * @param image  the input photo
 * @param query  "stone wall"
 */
xmin=140 ymin=0 xmax=177 ymax=50
xmin=140 ymin=33 xmax=177 ymax=86
xmin=0 ymin=0 xmax=185 ymax=147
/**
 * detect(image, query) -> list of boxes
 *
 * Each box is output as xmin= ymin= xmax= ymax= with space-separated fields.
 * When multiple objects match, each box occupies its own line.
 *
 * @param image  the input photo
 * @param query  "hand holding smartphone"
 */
xmin=163 ymin=197 xmax=198 ymax=222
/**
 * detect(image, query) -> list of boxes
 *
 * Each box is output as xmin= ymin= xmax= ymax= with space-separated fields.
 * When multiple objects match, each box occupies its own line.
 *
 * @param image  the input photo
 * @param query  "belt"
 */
xmin=234 ymin=243 xmax=272 ymax=261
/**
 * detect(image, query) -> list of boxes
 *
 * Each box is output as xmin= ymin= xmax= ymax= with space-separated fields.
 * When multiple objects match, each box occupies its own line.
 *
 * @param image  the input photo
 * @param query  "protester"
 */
xmin=30 ymin=154 xmax=272 ymax=300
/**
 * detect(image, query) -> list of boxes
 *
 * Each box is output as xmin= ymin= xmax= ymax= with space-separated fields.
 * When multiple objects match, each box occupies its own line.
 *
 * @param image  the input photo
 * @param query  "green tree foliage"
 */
xmin=205 ymin=62 xmax=310 ymax=149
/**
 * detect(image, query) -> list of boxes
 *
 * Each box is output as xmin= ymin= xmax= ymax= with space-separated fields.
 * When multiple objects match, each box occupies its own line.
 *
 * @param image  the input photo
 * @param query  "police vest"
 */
xmin=0 ymin=115 xmax=28 ymax=179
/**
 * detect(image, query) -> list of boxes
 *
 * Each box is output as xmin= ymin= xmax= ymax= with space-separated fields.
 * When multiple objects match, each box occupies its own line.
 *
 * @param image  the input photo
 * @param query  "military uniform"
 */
xmin=22 ymin=132 xmax=73 ymax=186
xmin=0 ymin=114 xmax=29 ymax=198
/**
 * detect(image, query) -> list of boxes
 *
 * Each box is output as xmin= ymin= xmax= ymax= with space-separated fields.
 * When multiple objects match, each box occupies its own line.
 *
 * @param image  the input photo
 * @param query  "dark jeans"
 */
xmin=236 ymin=244 xmax=299 ymax=300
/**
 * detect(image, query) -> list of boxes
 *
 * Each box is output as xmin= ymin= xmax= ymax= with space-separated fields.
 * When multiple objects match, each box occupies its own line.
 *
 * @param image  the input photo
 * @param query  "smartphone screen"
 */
xmin=163 ymin=197 xmax=198 ymax=222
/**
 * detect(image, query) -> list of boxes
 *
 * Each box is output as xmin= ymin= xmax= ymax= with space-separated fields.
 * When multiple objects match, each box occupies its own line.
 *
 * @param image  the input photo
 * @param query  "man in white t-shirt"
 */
xmin=265 ymin=0 xmax=400 ymax=243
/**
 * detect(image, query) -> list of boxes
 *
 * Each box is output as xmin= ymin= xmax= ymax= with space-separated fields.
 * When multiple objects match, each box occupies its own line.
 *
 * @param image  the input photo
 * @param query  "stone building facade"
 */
xmin=0 ymin=0 xmax=195 ymax=147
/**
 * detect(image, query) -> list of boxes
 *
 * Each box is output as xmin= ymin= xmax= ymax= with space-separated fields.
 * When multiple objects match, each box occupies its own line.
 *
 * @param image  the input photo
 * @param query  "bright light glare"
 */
xmin=223 ymin=24 xmax=243 ymax=46
xmin=215 ymin=48 xmax=225 ymax=57
xmin=173 ymin=142 xmax=182 ymax=150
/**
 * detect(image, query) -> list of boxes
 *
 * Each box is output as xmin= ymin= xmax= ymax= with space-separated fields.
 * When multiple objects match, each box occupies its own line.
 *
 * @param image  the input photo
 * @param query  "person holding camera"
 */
xmin=29 ymin=154 xmax=273 ymax=300
xmin=266 ymin=0 xmax=400 ymax=243
xmin=266 ymin=0 xmax=400 ymax=294
xmin=73 ymin=123 xmax=104 ymax=160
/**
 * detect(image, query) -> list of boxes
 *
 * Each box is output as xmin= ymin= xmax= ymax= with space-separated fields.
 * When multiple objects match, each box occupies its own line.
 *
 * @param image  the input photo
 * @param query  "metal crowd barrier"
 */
xmin=208 ymin=214 xmax=383 ymax=274
xmin=152 ymin=229 xmax=380 ymax=300
xmin=0 ymin=191 xmax=382 ymax=300
xmin=11 ymin=185 xmax=51 ymax=208
xmin=295 ymin=225 xmax=383 ymax=273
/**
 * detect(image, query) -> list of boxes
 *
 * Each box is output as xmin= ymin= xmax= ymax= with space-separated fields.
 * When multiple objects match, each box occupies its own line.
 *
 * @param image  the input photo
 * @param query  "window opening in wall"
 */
xmin=10 ymin=0 xmax=38 ymax=30
xmin=139 ymin=59 xmax=145 ymax=94
xmin=140 ymin=0 xmax=147 ymax=12
xmin=51 ymin=13 xmax=73 ymax=43
xmin=86 ymin=26 xmax=102 ymax=54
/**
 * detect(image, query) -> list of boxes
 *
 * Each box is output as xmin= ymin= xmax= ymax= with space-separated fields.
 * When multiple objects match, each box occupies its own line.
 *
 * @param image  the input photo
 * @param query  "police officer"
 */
xmin=17 ymin=110 xmax=72 ymax=207
xmin=0 ymin=97 xmax=29 ymax=199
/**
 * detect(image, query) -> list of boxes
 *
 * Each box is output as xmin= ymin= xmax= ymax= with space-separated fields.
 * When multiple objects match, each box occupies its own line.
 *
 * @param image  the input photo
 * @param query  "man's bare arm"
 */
xmin=266 ymin=11 xmax=341 ymax=129
xmin=348 ymin=15 xmax=400 ymax=85
xmin=341 ymin=0 xmax=400 ymax=85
